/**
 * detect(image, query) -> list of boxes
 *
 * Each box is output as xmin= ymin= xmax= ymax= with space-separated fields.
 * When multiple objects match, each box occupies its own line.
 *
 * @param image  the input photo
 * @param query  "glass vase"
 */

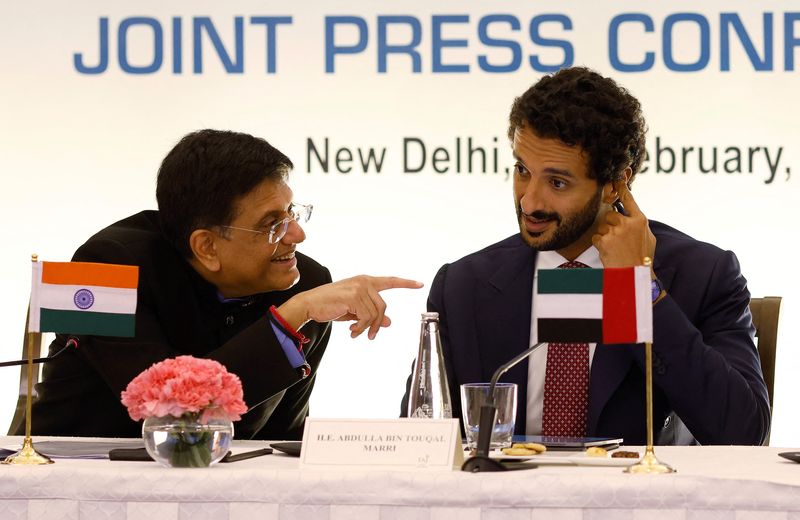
xmin=142 ymin=413 xmax=233 ymax=468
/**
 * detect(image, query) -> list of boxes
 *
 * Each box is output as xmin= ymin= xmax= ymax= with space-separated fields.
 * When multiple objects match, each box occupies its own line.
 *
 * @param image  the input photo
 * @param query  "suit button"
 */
xmin=664 ymin=415 xmax=672 ymax=428
xmin=225 ymin=315 xmax=234 ymax=326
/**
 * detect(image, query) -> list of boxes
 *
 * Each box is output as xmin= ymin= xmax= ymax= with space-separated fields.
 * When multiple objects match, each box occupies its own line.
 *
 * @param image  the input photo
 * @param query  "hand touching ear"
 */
xmin=592 ymin=182 xmax=657 ymax=277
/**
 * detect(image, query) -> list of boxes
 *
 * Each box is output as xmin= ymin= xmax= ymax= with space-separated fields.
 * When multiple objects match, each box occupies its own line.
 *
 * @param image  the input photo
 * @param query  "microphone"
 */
xmin=0 ymin=336 xmax=79 ymax=368
xmin=461 ymin=341 xmax=544 ymax=473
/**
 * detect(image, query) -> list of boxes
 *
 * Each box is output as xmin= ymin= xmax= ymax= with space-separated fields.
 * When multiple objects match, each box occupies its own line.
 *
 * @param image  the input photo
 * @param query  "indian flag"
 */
xmin=536 ymin=266 xmax=653 ymax=344
xmin=29 ymin=261 xmax=139 ymax=337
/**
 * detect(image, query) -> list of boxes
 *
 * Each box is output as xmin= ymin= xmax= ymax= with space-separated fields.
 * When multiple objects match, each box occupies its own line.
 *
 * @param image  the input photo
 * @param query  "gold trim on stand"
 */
xmin=623 ymin=342 xmax=674 ymax=474
xmin=2 ymin=255 xmax=54 ymax=466
xmin=624 ymin=257 xmax=675 ymax=474
xmin=3 ymin=436 xmax=53 ymax=465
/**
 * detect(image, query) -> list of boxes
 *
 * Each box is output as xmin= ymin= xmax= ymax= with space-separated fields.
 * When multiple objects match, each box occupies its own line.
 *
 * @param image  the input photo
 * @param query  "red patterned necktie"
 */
xmin=542 ymin=260 xmax=590 ymax=437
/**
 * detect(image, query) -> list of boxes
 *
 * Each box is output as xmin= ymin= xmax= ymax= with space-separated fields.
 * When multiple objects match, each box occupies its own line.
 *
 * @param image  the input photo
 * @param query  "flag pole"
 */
xmin=624 ymin=257 xmax=674 ymax=475
xmin=2 ymin=254 xmax=53 ymax=465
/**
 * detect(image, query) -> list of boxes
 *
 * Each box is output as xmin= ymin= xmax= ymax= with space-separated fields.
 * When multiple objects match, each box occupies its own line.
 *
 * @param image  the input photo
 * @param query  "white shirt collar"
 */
xmin=535 ymin=245 xmax=602 ymax=270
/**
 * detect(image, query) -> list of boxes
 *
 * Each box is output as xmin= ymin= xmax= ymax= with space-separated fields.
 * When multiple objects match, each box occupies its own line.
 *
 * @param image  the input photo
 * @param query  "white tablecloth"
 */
xmin=1 ymin=437 xmax=799 ymax=520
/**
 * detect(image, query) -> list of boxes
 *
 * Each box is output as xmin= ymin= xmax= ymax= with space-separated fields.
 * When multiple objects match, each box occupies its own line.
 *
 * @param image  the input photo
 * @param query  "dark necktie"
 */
xmin=541 ymin=260 xmax=590 ymax=437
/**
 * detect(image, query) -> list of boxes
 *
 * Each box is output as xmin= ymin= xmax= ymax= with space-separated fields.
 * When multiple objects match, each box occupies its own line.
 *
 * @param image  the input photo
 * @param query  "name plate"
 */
xmin=300 ymin=418 xmax=463 ymax=471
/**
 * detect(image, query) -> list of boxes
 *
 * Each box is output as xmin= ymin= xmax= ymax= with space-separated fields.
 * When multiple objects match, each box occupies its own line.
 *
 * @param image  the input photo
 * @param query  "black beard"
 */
xmin=517 ymin=188 xmax=602 ymax=251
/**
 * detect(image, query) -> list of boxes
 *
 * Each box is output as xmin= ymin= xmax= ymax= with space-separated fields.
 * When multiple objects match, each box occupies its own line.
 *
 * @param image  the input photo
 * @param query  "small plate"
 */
xmin=270 ymin=441 xmax=302 ymax=457
xmin=778 ymin=451 xmax=800 ymax=463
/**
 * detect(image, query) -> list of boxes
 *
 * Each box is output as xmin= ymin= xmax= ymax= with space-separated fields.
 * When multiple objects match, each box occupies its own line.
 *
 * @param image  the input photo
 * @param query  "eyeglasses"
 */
xmin=220 ymin=203 xmax=313 ymax=244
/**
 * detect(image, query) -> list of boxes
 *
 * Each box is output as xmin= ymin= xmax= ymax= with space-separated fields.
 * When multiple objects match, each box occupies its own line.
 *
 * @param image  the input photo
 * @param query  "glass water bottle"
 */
xmin=407 ymin=312 xmax=453 ymax=419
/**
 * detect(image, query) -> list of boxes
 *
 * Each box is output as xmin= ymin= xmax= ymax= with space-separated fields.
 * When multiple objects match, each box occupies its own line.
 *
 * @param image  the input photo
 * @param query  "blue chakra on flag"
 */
xmin=73 ymin=289 xmax=95 ymax=310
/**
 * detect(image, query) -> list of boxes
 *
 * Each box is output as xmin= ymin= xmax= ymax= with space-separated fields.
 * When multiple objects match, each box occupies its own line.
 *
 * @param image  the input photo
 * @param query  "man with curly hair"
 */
xmin=403 ymin=67 xmax=769 ymax=445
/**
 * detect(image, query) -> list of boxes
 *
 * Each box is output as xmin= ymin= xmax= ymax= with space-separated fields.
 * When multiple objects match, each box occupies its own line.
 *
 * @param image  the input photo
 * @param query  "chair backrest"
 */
xmin=749 ymin=296 xmax=781 ymax=435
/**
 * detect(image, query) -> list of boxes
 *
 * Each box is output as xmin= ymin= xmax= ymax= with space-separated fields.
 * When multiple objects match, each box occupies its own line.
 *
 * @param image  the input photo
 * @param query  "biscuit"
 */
xmin=585 ymin=446 xmax=608 ymax=457
xmin=513 ymin=442 xmax=547 ymax=453
xmin=501 ymin=446 xmax=543 ymax=456
xmin=611 ymin=450 xmax=640 ymax=458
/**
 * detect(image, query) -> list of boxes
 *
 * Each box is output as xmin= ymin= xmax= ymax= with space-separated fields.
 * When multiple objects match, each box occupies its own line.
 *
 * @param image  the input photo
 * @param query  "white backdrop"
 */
xmin=1 ymin=1 xmax=797 ymax=446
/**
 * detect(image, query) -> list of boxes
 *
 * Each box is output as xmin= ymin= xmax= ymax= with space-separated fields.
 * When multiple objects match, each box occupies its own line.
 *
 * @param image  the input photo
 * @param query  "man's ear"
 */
xmin=188 ymin=229 xmax=221 ymax=272
xmin=602 ymin=183 xmax=617 ymax=204
xmin=620 ymin=167 xmax=632 ymax=188
xmin=605 ymin=167 xmax=633 ymax=203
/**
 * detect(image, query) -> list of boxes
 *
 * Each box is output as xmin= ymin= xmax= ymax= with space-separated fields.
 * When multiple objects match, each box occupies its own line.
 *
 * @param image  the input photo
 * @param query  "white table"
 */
xmin=1 ymin=437 xmax=798 ymax=520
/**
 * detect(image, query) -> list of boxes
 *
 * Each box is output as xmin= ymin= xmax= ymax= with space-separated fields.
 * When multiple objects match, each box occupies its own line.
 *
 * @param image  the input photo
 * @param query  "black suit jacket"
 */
xmin=22 ymin=210 xmax=331 ymax=439
xmin=403 ymin=221 xmax=770 ymax=445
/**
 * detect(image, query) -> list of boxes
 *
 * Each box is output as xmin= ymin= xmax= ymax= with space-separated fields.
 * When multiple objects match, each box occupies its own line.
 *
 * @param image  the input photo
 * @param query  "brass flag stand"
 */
xmin=3 ymin=255 xmax=54 ymax=465
xmin=623 ymin=340 xmax=674 ymax=474
xmin=624 ymin=257 xmax=674 ymax=474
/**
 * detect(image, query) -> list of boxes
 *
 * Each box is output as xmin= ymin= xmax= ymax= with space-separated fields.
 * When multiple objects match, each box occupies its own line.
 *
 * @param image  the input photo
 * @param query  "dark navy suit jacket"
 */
xmin=406 ymin=221 xmax=770 ymax=445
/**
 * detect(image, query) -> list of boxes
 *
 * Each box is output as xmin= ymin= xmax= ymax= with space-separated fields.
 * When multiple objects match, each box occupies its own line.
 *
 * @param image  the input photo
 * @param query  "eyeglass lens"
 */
xmin=268 ymin=204 xmax=312 ymax=243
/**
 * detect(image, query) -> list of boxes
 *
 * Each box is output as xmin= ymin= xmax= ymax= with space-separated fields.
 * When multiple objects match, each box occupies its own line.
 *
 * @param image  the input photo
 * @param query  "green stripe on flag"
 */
xmin=538 ymin=268 xmax=603 ymax=294
xmin=40 ymin=308 xmax=136 ymax=337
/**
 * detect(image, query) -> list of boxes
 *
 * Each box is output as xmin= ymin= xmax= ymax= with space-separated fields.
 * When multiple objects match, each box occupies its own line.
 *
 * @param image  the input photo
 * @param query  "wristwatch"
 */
xmin=651 ymin=278 xmax=665 ymax=304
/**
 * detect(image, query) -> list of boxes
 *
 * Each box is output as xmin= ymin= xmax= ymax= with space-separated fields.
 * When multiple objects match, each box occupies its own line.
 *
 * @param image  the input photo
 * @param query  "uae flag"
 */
xmin=29 ymin=261 xmax=139 ymax=337
xmin=536 ymin=266 xmax=653 ymax=344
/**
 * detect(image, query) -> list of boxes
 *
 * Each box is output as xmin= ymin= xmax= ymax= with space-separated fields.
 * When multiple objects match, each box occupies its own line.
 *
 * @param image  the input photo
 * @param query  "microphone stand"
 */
xmin=461 ymin=342 xmax=544 ymax=472
xmin=0 ymin=338 xmax=78 ymax=368
xmin=1 ymin=336 xmax=79 ymax=466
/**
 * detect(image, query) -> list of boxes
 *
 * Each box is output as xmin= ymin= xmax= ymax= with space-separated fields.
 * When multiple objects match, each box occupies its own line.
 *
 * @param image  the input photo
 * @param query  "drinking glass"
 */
xmin=460 ymin=383 xmax=517 ymax=450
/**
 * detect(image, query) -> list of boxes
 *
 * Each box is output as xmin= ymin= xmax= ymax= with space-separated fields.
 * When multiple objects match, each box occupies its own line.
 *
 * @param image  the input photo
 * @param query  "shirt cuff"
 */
xmin=269 ymin=320 xmax=306 ymax=367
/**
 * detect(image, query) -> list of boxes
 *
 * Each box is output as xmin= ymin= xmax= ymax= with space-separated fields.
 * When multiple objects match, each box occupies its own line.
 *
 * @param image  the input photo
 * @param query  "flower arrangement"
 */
xmin=121 ymin=356 xmax=248 ymax=467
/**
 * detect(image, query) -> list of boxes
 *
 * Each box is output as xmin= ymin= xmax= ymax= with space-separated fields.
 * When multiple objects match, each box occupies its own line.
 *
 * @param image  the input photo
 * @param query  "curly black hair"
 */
xmin=508 ymin=67 xmax=647 ymax=185
xmin=156 ymin=129 xmax=293 ymax=258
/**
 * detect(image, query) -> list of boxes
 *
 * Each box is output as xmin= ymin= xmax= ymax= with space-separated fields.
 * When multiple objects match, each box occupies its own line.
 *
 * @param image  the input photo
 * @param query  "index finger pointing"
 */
xmin=371 ymin=276 xmax=424 ymax=291
xmin=616 ymin=181 xmax=643 ymax=217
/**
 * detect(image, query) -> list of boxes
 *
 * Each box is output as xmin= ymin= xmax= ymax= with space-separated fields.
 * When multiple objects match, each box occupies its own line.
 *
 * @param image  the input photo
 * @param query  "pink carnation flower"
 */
xmin=121 ymin=356 xmax=248 ymax=422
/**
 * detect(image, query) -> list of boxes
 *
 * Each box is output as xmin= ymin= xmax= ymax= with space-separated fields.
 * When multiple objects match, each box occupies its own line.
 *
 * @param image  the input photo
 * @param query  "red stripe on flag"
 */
xmin=602 ymin=268 xmax=637 ymax=344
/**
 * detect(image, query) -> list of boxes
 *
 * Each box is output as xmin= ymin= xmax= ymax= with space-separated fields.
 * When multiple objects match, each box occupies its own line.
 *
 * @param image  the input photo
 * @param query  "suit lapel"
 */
xmin=588 ymin=343 xmax=633 ymax=433
xmin=475 ymin=238 xmax=536 ymax=434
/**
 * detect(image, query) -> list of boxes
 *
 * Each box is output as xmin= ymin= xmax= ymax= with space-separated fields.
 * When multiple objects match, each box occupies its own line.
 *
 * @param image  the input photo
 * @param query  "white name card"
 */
xmin=300 ymin=418 xmax=464 ymax=471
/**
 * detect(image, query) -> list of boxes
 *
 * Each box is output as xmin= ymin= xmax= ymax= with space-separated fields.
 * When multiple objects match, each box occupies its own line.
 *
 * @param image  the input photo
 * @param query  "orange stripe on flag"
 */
xmin=41 ymin=262 xmax=139 ymax=289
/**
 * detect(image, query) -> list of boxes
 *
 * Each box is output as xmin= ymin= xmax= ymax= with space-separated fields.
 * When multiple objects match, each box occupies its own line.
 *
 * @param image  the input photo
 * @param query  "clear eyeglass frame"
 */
xmin=220 ymin=203 xmax=312 ymax=244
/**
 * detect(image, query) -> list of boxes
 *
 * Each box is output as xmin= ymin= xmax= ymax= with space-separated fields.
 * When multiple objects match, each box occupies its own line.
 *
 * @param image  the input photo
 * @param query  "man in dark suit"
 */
xmin=403 ymin=67 xmax=769 ymax=445
xmin=23 ymin=129 xmax=421 ymax=438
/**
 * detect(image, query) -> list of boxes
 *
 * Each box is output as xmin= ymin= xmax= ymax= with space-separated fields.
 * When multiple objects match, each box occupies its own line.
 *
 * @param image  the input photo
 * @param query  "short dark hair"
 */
xmin=508 ymin=67 xmax=647 ymax=185
xmin=156 ymin=129 xmax=293 ymax=258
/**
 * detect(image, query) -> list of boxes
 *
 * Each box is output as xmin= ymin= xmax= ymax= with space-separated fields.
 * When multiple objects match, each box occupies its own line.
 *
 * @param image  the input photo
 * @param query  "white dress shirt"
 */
xmin=525 ymin=246 xmax=602 ymax=435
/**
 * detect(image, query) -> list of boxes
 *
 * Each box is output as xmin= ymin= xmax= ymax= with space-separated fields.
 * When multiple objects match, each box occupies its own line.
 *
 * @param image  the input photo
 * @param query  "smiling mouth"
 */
xmin=525 ymin=215 xmax=553 ymax=224
xmin=522 ymin=215 xmax=556 ymax=234
xmin=272 ymin=251 xmax=296 ymax=262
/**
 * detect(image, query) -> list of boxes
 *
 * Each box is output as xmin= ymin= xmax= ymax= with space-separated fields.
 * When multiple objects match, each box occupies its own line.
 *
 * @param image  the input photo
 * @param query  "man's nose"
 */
xmin=519 ymin=179 xmax=546 ymax=215
xmin=282 ymin=218 xmax=306 ymax=244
